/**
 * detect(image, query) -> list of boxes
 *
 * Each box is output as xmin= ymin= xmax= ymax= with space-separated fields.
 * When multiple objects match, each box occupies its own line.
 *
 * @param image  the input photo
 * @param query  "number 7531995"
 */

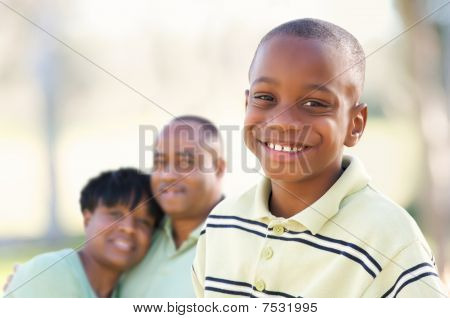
xmin=262 ymin=302 xmax=318 ymax=313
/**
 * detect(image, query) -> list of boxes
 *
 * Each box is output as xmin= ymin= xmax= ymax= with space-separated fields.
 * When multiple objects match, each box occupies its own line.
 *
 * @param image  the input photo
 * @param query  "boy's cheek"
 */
xmin=243 ymin=128 xmax=257 ymax=153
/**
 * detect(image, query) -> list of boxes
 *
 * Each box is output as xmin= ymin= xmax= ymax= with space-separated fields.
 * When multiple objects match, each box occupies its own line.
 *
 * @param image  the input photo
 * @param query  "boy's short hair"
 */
xmin=79 ymin=168 xmax=164 ymax=226
xmin=251 ymin=18 xmax=366 ymax=93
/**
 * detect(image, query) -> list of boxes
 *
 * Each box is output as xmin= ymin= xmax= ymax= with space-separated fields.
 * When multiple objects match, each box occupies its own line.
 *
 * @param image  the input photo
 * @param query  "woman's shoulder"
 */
xmin=4 ymin=248 xmax=90 ymax=297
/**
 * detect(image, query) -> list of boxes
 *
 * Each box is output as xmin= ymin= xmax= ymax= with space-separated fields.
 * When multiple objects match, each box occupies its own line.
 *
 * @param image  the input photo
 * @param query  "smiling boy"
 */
xmin=4 ymin=168 xmax=163 ymax=297
xmin=192 ymin=19 xmax=447 ymax=297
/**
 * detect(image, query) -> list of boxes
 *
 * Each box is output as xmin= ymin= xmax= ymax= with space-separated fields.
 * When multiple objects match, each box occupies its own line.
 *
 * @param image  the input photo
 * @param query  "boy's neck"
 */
xmin=78 ymin=250 xmax=121 ymax=298
xmin=269 ymin=162 xmax=344 ymax=219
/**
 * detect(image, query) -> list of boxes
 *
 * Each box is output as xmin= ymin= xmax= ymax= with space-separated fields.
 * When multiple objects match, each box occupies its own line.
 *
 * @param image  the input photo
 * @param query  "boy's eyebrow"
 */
xmin=303 ymin=83 xmax=336 ymax=96
xmin=251 ymin=76 xmax=280 ymax=86
xmin=251 ymin=78 xmax=337 ymax=98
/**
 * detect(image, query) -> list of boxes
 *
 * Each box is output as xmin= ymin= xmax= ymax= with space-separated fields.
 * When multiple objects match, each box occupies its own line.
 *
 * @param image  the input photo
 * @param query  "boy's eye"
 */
xmin=251 ymin=93 xmax=276 ymax=108
xmin=254 ymin=94 xmax=274 ymax=101
xmin=303 ymin=100 xmax=328 ymax=108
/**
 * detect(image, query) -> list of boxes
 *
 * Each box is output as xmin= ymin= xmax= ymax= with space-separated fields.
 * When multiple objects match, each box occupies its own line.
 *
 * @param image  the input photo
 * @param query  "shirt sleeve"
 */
xmin=191 ymin=228 xmax=207 ymax=298
xmin=3 ymin=259 xmax=45 ymax=298
xmin=362 ymin=240 xmax=448 ymax=298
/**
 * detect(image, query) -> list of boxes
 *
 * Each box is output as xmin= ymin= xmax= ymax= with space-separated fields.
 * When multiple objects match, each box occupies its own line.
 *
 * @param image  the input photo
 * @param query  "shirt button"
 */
xmin=273 ymin=225 xmax=285 ymax=235
xmin=262 ymin=247 xmax=273 ymax=260
xmin=254 ymin=279 xmax=265 ymax=292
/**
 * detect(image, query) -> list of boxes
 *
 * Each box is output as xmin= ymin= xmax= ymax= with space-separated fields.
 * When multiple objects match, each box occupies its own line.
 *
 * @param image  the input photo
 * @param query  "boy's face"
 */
xmin=82 ymin=201 xmax=154 ymax=272
xmin=244 ymin=35 xmax=366 ymax=182
xmin=151 ymin=121 xmax=223 ymax=220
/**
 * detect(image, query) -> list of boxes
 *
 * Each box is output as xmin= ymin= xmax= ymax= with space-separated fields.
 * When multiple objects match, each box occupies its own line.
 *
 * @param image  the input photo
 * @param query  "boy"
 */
xmin=192 ymin=18 xmax=448 ymax=297
xmin=4 ymin=168 xmax=163 ymax=297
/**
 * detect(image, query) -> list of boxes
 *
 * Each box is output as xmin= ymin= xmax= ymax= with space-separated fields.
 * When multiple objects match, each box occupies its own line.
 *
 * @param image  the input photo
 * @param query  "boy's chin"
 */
xmin=263 ymin=168 xmax=313 ymax=183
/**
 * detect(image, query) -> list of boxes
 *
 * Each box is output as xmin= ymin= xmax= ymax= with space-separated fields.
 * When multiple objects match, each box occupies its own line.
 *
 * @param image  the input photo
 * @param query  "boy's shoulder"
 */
xmin=333 ymin=183 xmax=431 ymax=260
xmin=210 ymin=182 xmax=260 ymax=218
xmin=342 ymin=184 xmax=422 ymax=236
xmin=4 ymin=248 xmax=90 ymax=297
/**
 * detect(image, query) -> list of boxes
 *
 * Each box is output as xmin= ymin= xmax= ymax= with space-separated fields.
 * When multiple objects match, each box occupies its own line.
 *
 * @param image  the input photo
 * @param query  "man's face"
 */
xmin=151 ymin=121 xmax=222 ymax=220
xmin=245 ymin=35 xmax=364 ymax=182
xmin=83 ymin=201 xmax=154 ymax=272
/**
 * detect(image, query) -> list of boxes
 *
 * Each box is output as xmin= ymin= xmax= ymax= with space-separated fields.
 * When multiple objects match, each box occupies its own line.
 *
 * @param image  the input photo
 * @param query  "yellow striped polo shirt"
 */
xmin=192 ymin=155 xmax=448 ymax=298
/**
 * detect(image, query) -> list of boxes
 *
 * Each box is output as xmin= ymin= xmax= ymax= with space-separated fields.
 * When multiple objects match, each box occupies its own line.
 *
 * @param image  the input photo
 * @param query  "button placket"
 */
xmin=254 ymin=279 xmax=266 ymax=292
xmin=261 ymin=246 xmax=273 ymax=260
xmin=273 ymin=224 xmax=285 ymax=235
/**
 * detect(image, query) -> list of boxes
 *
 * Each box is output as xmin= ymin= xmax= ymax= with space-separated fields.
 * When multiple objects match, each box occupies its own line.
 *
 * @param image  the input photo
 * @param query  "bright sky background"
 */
xmin=0 ymin=0 xmax=426 ymax=238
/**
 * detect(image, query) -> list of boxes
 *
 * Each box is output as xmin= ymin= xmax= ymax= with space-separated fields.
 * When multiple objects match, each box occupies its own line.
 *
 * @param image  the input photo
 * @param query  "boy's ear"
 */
xmin=245 ymin=89 xmax=249 ymax=109
xmin=82 ymin=209 xmax=93 ymax=228
xmin=344 ymin=103 xmax=367 ymax=147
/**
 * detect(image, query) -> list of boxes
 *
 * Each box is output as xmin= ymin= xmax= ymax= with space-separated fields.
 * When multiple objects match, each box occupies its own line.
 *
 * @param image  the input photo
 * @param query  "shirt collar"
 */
xmin=162 ymin=194 xmax=225 ymax=242
xmin=248 ymin=155 xmax=371 ymax=234
xmin=162 ymin=216 xmax=204 ymax=242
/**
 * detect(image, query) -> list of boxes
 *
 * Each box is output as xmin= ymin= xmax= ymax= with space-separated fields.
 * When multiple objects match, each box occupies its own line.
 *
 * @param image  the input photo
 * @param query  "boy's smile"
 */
xmin=260 ymin=140 xmax=314 ymax=162
xmin=245 ymin=35 xmax=366 ymax=184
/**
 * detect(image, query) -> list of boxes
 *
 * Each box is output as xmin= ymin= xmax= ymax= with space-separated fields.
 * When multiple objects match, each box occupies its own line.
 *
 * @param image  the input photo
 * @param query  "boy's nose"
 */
xmin=265 ymin=105 xmax=304 ymax=133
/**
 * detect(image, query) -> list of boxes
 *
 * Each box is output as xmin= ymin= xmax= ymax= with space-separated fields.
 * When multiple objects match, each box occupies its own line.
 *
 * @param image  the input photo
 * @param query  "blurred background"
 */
xmin=0 ymin=0 xmax=449 ymax=295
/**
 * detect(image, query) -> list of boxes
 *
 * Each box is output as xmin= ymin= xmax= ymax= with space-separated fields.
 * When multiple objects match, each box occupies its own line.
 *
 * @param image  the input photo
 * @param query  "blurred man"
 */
xmin=119 ymin=115 xmax=225 ymax=297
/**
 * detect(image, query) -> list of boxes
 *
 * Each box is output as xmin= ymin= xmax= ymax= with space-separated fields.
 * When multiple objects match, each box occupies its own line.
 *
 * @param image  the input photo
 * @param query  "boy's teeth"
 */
xmin=265 ymin=142 xmax=303 ymax=153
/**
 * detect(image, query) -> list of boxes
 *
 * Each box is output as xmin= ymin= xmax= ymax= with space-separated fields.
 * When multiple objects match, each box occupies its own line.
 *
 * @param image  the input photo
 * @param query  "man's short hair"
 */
xmin=170 ymin=115 xmax=220 ymax=141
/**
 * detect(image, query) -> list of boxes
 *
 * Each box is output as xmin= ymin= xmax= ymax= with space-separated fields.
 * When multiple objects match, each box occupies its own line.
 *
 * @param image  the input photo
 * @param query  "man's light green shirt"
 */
xmin=119 ymin=217 xmax=202 ymax=297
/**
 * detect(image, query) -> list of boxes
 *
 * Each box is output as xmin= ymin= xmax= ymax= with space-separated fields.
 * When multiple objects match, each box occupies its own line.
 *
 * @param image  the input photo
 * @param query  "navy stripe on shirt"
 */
xmin=207 ymin=223 xmax=267 ymax=238
xmin=267 ymin=234 xmax=377 ymax=278
xmin=207 ymin=217 xmax=379 ymax=278
xmin=208 ymin=214 xmax=268 ymax=229
xmin=211 ymin=214 xmax=381 ymax=272
xmin=302 ymin=231 xmax=381 ymax=271
xmin=205 ymin=286 xmax=254 ymax=297
xmin=381 ymin=262 xmax=435 ymax=297
xmin=206 ymin=276 xmax=253 ymax=288
xmin=205 ymin=276 xmax=299 ymax=298
xmin=393 ymin=272 xmax=439 ymax=298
